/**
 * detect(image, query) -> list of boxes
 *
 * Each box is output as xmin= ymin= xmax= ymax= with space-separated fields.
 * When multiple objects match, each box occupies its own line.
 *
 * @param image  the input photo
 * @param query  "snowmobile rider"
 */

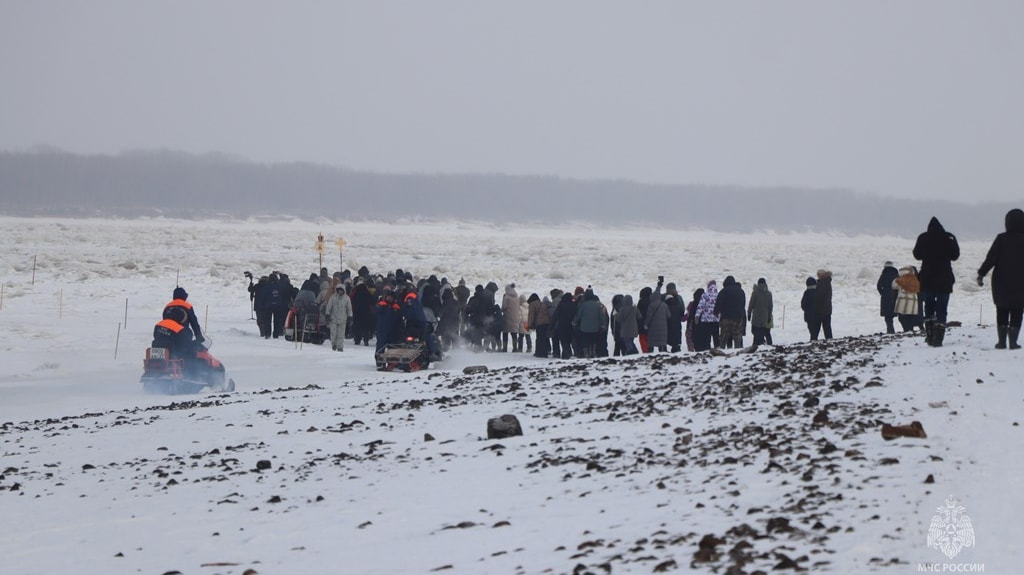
xmin=152 ymin=308 xmax=196 ymax=362
xmin=402 ymin=291 xmax=439 ymax=360
xmin=163 ymin=287 xmax=205 ymax=346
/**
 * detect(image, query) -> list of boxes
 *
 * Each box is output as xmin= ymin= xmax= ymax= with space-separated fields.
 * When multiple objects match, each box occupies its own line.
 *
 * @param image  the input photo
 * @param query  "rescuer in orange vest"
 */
xmin=163 ymin=287 xmax=205 ymax=344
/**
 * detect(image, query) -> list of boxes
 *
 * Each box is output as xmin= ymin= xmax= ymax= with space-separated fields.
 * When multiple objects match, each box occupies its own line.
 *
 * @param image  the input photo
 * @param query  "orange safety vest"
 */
xmin=156 ymin=318 xmax=185 ymax=333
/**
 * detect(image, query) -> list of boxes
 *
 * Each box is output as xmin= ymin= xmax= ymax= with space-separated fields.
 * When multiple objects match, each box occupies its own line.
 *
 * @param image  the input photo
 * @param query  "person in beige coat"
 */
xmin=501 ymin=284 xmax=523 ymax=351
xmin=323 ymin=283 xmax=353 ymax=351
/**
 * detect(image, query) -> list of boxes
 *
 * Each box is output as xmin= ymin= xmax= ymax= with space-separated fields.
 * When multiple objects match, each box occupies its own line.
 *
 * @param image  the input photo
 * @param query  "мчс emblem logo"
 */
xmin=926 ymin=496 xmax=976 ymax=559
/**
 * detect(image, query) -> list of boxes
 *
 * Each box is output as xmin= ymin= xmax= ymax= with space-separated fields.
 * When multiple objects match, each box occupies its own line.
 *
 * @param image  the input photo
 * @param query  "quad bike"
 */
xmin=141 ymin=337 xmax=235 ymax=395
xmin=375 ymin=334 xmax=443 ymax=372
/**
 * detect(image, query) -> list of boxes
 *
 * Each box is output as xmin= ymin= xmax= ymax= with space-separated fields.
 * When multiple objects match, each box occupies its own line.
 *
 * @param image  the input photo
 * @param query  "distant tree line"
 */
xmin=0 ymin=148 xmax=1012 ymax=239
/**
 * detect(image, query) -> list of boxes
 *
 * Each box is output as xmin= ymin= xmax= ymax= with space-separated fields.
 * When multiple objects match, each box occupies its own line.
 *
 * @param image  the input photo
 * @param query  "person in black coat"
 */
xmin=551 ymin=292 xmax=577 ymax=359
xmin=977 ymin=208 xmax=1024 ymax=349
xmin=913 ymin=217 xmax=960 ymax=346
xmin=800 ymin=276 xmax=817 ymax=341
xmin=877 ymin=261 xmax=900 ymax=334
xmin=664 ymin=283 xmax=685 ymax=352
xmin=714 ymin=276 xmax=747 ymax=348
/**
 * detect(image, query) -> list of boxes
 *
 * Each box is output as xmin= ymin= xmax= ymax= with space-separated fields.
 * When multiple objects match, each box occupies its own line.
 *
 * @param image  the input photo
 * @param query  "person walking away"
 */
xmin=893 ymin=265 xmax=923 ymax=333
xmin=324 ymin=283 xmax=353 ymax=351
xmin=812 ymin=269 xmax=834 ymax=340
xmin=617 ymin=294 xmax=640 ymax=354
xmin=684 ymin=288 xmax=703 ymax=351
xmin=694 ymin=281 xmax=720 ymax=351
xmin=977 ymin=208 xmax=1024 ymax=349
xmin=877 ymin=261 xmax=900 ymax=334
xmin=801 ymin=277 xmax=818 ymax=341
xmin=913 ymin=217 xmax=960 ymax=346
xmin=572 ymin=289 xmax=605 ymax=358
xmin=747 ymin=278 xmax=774 ymax=346
xmin=644 ymin=282 xmax=670 ymax=353
xmin=527 ymin=293 xmax=552 ymax=357
xmin=714 ymin=276 xmax=746 ymax=348
xmin=665 ymin=282 xmax=685 ymax=352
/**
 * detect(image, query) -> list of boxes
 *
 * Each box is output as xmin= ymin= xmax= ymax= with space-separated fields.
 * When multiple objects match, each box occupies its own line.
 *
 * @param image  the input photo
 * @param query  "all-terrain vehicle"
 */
xmin=141 ymin=337 xmax=235 ymax=394
xmin=375 ymin=334 xmax=443 ymax=372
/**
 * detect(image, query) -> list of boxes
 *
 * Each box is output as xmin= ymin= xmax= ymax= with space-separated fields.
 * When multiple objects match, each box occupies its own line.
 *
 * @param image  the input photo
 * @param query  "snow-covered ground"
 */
xmin=0 ymin=215 xmax=1020 ymax=574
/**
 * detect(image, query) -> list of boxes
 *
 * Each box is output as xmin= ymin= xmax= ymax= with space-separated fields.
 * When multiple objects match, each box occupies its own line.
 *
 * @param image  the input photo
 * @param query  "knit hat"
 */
xmin=884 ymin=261 xmax=894 ymax=267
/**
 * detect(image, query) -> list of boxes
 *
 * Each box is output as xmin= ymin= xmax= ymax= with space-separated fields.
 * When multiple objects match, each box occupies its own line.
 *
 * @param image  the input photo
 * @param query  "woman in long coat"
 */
xmin=643 ymin=293 xmax=669 ymax=352
xmin=977 ymin=208 xmax=1024 ymax=349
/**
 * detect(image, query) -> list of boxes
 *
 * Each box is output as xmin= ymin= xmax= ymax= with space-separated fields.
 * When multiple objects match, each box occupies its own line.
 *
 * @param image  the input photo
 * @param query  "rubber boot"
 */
xmin=1009 ymin=326 xmax=1021 ymax=350
xmin=924 ymin=319 xmax=935 ymax=346
xmin=996 ymin=325 xmax=1008 ymax=349
xmin=932 ymin=323 xmax=946 ymax=347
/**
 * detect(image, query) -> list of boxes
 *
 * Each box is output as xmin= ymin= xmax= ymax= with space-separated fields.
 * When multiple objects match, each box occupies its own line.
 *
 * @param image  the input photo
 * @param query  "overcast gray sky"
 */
xmin=2 ymin=1 xmax=1022 ymax=203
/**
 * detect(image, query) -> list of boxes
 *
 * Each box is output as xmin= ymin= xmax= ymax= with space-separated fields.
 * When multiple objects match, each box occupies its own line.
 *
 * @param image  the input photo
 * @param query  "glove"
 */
xmin=977 ymin=276 xmax=984 ymax=287
xmin=196 ymin=335 xmax=205 ymax=343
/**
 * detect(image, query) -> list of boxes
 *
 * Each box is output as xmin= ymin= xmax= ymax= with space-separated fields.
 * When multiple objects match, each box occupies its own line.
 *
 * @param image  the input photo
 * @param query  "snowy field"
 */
xmin=0 ymin=215 xmax=1021 ymax=574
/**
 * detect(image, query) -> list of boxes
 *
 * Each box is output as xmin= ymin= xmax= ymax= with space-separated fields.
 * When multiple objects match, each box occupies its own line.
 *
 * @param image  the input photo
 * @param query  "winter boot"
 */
xmin=923 ymin=319 xmax=936 ymax=346
xmin=1009 ymin=326 xmax=1021 ymax=350
xmin=932 ymin=323 xmax=946 ymax=347
xmin=996 ymin=325 xmax=1008 ymax=349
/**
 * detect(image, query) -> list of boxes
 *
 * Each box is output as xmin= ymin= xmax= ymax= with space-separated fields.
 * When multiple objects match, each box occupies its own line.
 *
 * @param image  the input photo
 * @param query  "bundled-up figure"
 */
xmin=616 ymin=294 xmax=640 ymax=355
xmin=644 ymin=283 xmax=670 ymax=353
xmin=551 ymin=292 xmax=577 ymax=359
xmin=811 ymin=269 xmax=834 ymax=340
xmin=436 ymin=290 xmax=462 ymax=352
xmin=323 ymin=283 xmax=353 ymax=351
xmin=152 ymin=308 xmax=195 ymax=362
xmin=501 ymin=284 xmax=522 ymax=352
xmin=527 ymin=293 xmax=552 ymax=358
xmin=714 ymin=276 xmax=746 ymax=348
xmin=163 ymin=287 xmax=204 ymax=344
xmin=694 ymin=281 xmax=720 ymax=351
xmin=800 ymin=276 xmax=817 ymax=340
xmin=913 ymin=216 xmax=960 ymax=347
xmin=747 ymin=278 xmax=773 ymax=346
xmin=893 ymin=265 xmax=923 ymax=333
xmin=877 ymin=261 xmax=900 ymax=334
xmin=977 ymin=208 xmax=1024 ymax=350
xmin=374 ymin=291 xmax=402 ymax=354
xmin=573 ymin=288 xmax=606 ymax=358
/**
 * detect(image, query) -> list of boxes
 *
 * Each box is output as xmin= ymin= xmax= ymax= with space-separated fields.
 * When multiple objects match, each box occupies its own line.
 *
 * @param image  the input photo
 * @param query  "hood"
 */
xmin=927 ymin=217 xmax=945 ymax=234
xmin=1006 ymin=208 xmax=1024 ymax=233
xmin=622 ymin=294 xmax=634 ymax=307
xmin=173 ymin=287 xmax=188 ymax=300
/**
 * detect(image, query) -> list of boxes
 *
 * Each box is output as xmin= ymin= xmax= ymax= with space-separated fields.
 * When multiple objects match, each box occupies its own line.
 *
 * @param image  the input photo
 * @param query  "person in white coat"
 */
xmin=324 ymin=283 xmax=353 ymax=351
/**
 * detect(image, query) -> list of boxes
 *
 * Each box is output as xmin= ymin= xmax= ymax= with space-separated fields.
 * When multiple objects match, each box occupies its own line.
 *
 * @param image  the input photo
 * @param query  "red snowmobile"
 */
xmin=141 ymin=337 xmax=235 ymax=394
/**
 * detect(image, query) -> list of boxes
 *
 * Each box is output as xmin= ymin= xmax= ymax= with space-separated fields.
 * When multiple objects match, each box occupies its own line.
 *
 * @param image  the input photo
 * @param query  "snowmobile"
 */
xmin=375 ymin=334 xmax=443 ymax=372
xmin=283 ymin=301 xmax=329 ymax=344
xmin=141 ymin=337 xmax=235 ymax=394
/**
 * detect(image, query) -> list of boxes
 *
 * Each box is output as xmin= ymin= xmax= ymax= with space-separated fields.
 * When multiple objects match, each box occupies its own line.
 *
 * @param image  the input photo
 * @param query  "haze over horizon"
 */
xmin=3 ymin=1 xmax=1023 ymax=204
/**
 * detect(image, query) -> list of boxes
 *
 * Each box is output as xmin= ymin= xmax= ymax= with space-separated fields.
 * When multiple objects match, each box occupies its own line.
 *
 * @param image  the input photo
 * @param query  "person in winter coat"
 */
xmin=714 ymin=276 xmax=746 ymax=349
xmin=572 ymin=289 xmax=605 ymax=358
xmin=893 ymin=265 xmax=924 ymax=333
xmin=501 ymin=284 xmax=522 ymax=352
xmin=913 ymin=216 xmax=960 ymax=346
xmin=610 ymin=294 xmax=624 ymax=356
xmin=374 ymin=291 xmax=402 ymax=354
xmin=665 ymin=282 xmax=685 ymax=352
xmin=747 ymin=278 xmax=774 ymax=346
xmin=253 ymin=275 xmax=272 ymax=338
xmin=877 ymin=261 xmax=900 ymax=334
xmin=551 ymin=292 xmax=577 ymax=359
xmin=547 ymin=289 xmax=562 ymax=358
xmin=977 ymin=208 xmax=1024 ymax=350
xmin=616 ymin=294 xmax=640 ymax=355
xmin=519 ymin=294 xmax=532 ymax=353
xmin=800 ymin=276 xmax=817 ymax=341
xmin=527 ymin=293 xmax=552 ymax=358
xmin=811 ymin=269 xmax=834 ymax=340
xmin=644 ymin=281 xmax=670 ymax=352
xmin=684 ymin=288 xmax=703 ymax=352
xmin=436 ymin=289 xmax=461 ymax=352
xmin=636 ymin=286 xmax=653 ymax=353
xmin=694 ymin=281 xmax=720 ymax=351
xmin=350 ymin=278 xmax=378 ymax=346
xmin=164 ymin=286 xmax=204 ymax=344
xmin=323 ymin=283 xmax=353 ymax=351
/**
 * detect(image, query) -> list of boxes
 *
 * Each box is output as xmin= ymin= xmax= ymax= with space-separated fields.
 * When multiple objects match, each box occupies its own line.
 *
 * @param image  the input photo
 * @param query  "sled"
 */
xmin=375 ymin=335 xmax=441 ymax=372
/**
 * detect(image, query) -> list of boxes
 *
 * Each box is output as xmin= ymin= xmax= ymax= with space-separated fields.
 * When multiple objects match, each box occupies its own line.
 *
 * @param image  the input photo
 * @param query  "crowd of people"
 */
xmin=206 ymin=211 xmax=1023 ymax=360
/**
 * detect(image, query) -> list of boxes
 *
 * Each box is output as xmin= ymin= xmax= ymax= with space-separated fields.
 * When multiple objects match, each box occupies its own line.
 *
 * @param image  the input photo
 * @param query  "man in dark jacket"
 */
xmin=913 ymin=217 xmax=960 ymax=346
xmin=714 ymin=276 xmax=747 ymax=348
xmin=877 ymin=261 xmax=900 ymax=334
xmin=552 ymin=292 xmax=577 ymax=359
xmin=977 ymin=208 xmax=1024 ymax=349
xmin=163 ymin=287 xmax=204 ymax=344
xmin=664 ymin=283 xmax=685 ymax=352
